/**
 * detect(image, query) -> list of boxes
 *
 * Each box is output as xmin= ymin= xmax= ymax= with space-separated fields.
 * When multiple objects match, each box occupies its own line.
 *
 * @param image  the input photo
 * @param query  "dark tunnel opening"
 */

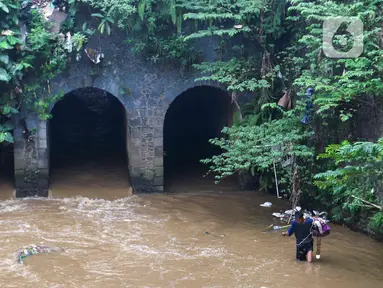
xmin=49 ymin=87 xmax=131 ymax=198
xmin=0 ymin=139 xmax=14 ymax=199
xmin=163 ymin=86 xmax=236 ymax=192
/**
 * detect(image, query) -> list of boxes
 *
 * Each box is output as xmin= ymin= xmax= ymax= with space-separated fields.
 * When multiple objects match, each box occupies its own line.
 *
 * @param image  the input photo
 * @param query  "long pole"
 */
xmin=273 ymin=159 xmax=282 ymax=198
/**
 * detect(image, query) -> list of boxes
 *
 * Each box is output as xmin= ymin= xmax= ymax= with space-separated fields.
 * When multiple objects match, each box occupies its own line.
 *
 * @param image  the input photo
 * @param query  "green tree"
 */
xmin=289 ymin=0 xmax=383 ymax=120
xmin=314 ymin=139 xmax=383 ymax=232
xmin=0 ymin=0 xmax=87 ymax=143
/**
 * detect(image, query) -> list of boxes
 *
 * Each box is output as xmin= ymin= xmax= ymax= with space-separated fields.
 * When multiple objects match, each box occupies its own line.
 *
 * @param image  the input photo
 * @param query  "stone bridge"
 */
xmin=12 ymin=32 xmax=239 ymax=197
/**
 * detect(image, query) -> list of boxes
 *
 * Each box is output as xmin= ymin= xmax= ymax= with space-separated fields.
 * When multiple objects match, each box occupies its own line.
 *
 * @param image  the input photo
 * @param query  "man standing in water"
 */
xmin=282 ymin=211 xmax=313 ymax=262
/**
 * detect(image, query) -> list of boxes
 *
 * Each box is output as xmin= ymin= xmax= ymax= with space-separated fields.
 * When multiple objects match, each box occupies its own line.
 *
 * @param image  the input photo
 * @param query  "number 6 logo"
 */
xmin=323 ymin=16 xmax=364 ymax=58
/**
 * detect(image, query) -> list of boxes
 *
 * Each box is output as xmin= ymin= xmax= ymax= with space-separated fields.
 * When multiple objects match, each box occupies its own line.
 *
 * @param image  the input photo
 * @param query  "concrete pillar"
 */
xmin=128 ymin=126 xmax=163 ymax=193
xmin=153 ymin=133 xmax=164 ymax=190
xmin=127 ymin=107 xmax=164 ymax=193
xmin=14 ymin=114 xmax=49 ymax=197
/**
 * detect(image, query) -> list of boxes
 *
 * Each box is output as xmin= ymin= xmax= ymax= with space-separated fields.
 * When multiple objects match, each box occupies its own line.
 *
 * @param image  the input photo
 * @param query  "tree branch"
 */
xmin=351 ymin=195 xmax=383 ymax=210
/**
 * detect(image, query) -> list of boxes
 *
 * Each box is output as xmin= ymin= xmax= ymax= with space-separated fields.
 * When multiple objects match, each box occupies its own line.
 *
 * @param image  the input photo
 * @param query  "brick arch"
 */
xmin=163 ymin=82 xmax=239 ymax=138
xmin=163 ymin=81 xmax=229 ymax=110
xmin=158 ymin=83 xmax=240 ymax=191
xmin=163 ymin=81 xmax=242 ymax=125
xmin=46 ymin=85 xmax=136 ymax=195
xmin=48 ymin=81 xmax=123 ymax=113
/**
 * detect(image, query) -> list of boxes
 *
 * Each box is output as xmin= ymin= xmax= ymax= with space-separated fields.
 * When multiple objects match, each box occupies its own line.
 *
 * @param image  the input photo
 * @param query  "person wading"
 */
xmin=282 ymin=211 xmax=314 ymax=262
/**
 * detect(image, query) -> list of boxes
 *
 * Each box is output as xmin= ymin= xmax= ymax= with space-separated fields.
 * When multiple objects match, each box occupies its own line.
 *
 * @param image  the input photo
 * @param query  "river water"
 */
xmin=0 ymin=169 xmax=382 ymax=288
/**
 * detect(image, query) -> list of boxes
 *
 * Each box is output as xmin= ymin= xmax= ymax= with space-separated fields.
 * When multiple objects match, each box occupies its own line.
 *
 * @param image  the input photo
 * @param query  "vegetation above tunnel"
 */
xmin=0 ymin=0 xmax=382 ymax=236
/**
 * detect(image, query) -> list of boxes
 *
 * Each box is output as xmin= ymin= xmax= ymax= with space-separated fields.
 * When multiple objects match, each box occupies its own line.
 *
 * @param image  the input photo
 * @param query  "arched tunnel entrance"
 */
xmin=163 ymin=86 xmax=237 ymax=192
xmin=0 ymin=138 xmax=14 ymax=199
xmin=49 ymin=87 xmax=132 ymax=198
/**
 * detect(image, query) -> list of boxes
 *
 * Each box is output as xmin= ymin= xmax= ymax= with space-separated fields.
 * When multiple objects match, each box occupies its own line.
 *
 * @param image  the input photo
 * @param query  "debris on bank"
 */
xmin=260 ymin=202 xmax=272 ymax=207
xmin=262 ymin=206 xmax=331 ymax=233
xmin=271 ymin=206 xmax=330 ymax=224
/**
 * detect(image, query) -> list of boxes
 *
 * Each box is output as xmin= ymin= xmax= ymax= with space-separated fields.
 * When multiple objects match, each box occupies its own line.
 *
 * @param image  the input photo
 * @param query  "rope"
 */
xmin=295 ymin=232 xmax=313 ymax=247
xmin=295 ymin=222 xmax=315 ymax=247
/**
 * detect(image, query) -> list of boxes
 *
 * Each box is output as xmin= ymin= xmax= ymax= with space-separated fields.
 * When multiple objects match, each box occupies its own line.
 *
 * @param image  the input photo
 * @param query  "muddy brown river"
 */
xmin=0 ymin=167 xmax=382 ymax=288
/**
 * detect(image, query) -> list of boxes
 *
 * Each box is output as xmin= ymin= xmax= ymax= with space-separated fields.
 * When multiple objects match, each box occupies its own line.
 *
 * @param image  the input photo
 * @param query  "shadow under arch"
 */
xmin=0 ymin=131 xmax=14 ymax=200
xmin=48 ymin=87 xmax=132 ymax=198
xmin=163 ymin=85 xmax=238 ymax=193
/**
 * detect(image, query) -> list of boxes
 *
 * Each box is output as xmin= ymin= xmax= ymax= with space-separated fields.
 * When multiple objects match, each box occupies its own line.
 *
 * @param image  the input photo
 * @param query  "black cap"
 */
xmin=295 ymin=211 xmax=304 ymax=220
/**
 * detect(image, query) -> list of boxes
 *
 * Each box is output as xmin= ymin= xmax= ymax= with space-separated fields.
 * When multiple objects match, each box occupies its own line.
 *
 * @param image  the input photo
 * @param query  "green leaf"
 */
xmin=91 ymin=13 xmax=104 ymax=18
xmin=138 ymin=0 xmax=146 ymax=20
xmin=0 ymin=2 xmax=9 ymax=13
xmin=0 ymin=120 xmax=15 ymax=131
xmin=0 ymin=132 xmax=14 ymax=143
xmin=0 ymin=68 xmax=10 ymax=82
xmin=12 ymin=14 xmax=18 ymax=25
xmin=9 ymin=106 xmax=18 ymax=114
xmin=2 ymin=105 xmax=11 ymax=114
xmin=16 ymin=63 xmax=23 ymax=70
xmin=0 ymin=105 xmax=18 ymax=115
xmin=99 ymin=23 xmax=105 ymax=34
xmin=7 ymin=35 xmax=21 ymax=45
xmin=7 ymin=3 xmax=18 ymax=9
xmin=0 ymin=54 xmax=9 ymax=64
xmin=0 ymin=40 xmax=12 ymax=49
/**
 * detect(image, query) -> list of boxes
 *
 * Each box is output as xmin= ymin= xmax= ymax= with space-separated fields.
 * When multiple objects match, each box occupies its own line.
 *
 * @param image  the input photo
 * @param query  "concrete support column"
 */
xmin=127 ymin=106 xmax=164 ymax=193
xmin=128 ymin=125 xmax=163 ymax=192
xmin=14 ymin=114 xmax=49 ymax=197
xmin=153 ymin=125 xmax=164 ymax=190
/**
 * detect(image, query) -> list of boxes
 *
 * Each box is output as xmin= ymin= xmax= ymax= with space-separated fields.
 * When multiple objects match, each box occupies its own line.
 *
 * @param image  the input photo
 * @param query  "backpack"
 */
xmin=312 ymin=217 xmax=331 ymax=237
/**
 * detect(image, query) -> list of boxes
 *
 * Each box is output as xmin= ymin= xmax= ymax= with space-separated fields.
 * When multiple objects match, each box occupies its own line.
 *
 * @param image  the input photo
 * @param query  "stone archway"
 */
xmin=47 ymin=87 xmax=133 ymax=198
xmin=12 ymin=58 xmax=244 ymax=196
xmin=162 ymin=85 xmax=237 ymax=192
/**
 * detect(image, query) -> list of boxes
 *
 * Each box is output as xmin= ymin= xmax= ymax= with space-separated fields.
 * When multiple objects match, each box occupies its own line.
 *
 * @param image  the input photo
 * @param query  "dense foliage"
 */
xmin=0 ymin=0 xmax=382 ymax=233
xmin=184 ymin=0 xmax=383 ymax=231
xmin=314 ymin=139 xmax=383 ymax=233
xmin=0 ymin=0 xmax=87 ymax=143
